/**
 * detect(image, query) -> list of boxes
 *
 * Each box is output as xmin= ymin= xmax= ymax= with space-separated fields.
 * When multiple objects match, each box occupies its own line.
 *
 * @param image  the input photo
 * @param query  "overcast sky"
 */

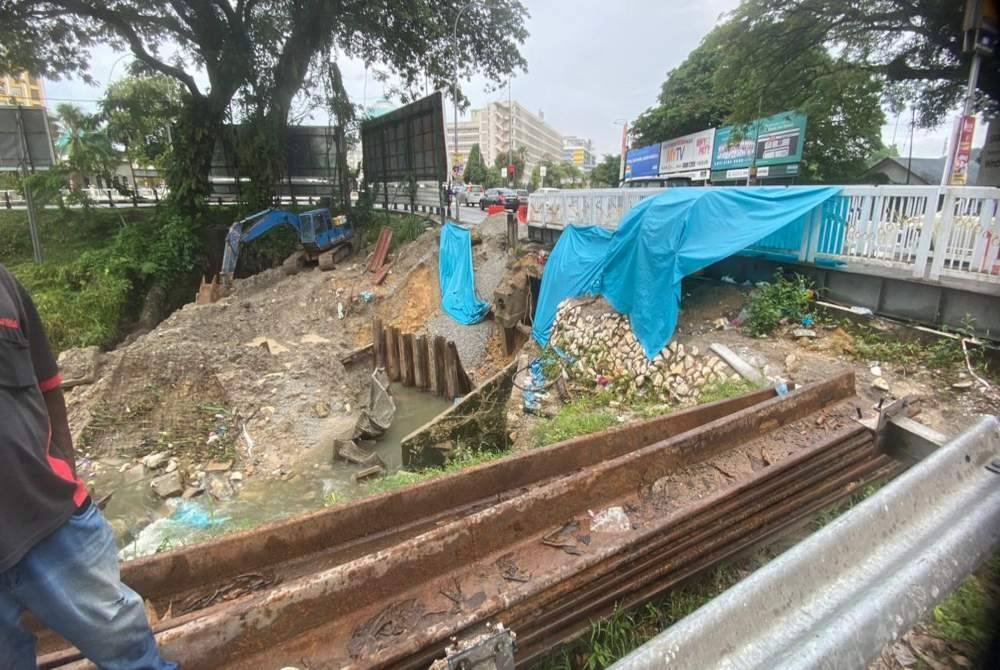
xmin=44 ymin=0 xmax=986 ymax=160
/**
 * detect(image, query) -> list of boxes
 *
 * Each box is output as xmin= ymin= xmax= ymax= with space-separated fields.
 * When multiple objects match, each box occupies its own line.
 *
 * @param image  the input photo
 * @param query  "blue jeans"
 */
xmin=0 ymin=502 xmax=177 ymax=670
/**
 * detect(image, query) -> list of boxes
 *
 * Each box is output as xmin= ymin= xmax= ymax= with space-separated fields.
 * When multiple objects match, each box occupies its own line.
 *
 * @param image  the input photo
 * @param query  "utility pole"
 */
xmin=906 ymin=107 xmax=915 ymax=185
xmin=452 ymin=2 xmax=475 ymax=224
xmin=15 ymin=106 xmax=42 ymax=263
xmin=507 ymin=79 xmax=513 ymax=187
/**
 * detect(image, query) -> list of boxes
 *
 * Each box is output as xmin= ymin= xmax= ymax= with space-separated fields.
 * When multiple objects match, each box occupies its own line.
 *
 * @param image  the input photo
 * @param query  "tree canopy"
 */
xmin=101 ymin=73 xmax=184 ymax=170
xmin=632 ymin=19 xmax=886 ymax=183
xmin=1 ymin=0 xmax=529 ymax=213
xmin=463 ymin=143 xmax=489 ymax=186
xmin=589 ymin=154 xmax=621 ymax=187
xmin=725 ymin=0 xmax=998 ymax=127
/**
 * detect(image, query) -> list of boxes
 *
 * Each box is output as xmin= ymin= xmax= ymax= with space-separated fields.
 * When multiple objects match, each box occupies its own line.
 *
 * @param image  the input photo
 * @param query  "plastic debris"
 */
xmin=800 ymin=314 xmax=814 ymax=327
xmin=721 ymin=275 xmax=737 ymax=284
xmin=590 ymin=506 xmax=631 ymax=533
xmin=359 ymin=290 xmax=375 ymax=303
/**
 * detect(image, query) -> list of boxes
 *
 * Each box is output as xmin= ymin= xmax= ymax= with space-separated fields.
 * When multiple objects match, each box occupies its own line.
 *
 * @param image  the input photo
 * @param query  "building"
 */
xmin=563 ymin=136 xmax=596 ymax=172
xmin=0 ymin=72 xmax=45 ymax=107
xmin=446 ymin=100 xmax=563 ymax=184
xmin=864 ymin=150 xmax=982 ymax=185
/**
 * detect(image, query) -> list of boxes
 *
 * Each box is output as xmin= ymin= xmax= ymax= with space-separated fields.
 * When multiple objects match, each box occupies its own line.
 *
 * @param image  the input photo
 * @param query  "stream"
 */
xmin=104 ymin=386 xmax=451 ymax=559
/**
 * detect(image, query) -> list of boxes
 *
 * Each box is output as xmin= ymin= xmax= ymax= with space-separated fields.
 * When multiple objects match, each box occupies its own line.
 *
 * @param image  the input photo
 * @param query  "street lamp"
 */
xmin=613 ymin=118 xmax=628 ymax=185
xmin=452 ymin=1 xmax=478 ymax=224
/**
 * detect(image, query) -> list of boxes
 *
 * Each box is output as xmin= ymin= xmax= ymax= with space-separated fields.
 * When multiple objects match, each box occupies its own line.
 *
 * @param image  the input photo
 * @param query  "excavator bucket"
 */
xmin=195 ymin=275 xmax=230 ymax=305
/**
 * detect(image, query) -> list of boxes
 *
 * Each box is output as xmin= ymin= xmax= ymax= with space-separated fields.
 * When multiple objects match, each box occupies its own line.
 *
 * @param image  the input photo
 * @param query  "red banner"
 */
xmin=950 ymin=115 xmax=976 ymax=185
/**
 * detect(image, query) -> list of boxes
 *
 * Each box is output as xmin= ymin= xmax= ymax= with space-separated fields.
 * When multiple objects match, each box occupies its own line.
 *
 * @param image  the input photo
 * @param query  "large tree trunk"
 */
xmin=167 ymin=95 xmax=228 ymax=217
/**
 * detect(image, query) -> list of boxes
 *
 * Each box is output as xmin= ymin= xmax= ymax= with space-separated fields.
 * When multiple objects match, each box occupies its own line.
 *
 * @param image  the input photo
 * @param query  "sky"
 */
xmin=43 ymin=0 xmax=987 ymax=161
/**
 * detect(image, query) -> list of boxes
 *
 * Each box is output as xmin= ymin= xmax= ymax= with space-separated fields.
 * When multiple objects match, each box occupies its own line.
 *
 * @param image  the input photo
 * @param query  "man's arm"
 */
xmin=15 ymin=279 xmax=77 ymax=475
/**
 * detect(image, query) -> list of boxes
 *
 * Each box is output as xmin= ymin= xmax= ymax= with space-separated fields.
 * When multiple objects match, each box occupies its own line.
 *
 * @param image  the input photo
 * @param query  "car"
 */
xmin=515 ymin=189 xmax=529 ymax=208
xmin=462 ymin=184 xmax=484 ymax=207
xmin=480 ymin=188 xmax=518 ymax=210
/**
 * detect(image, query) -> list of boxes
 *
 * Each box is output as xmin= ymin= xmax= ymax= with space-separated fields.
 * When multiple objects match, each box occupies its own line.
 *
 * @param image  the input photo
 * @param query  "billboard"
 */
xmin=361 ymin=90 xmax=448 ymax=184
xmin=978 ymin=118 xmax=1000 ymax=186
xmin=624 ymin=144 xmax=660 ymax=180
xmin=711 ymin=111 xmax=807 ymax=178
xmin=0 ymin=105 xmax=56 ymax=171
xmin=659 ymin=128 xmax=715 ymax=179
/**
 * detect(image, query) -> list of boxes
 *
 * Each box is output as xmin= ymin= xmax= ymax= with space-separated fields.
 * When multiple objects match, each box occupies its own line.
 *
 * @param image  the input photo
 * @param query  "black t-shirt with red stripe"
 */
xmin=0 ymin=263 xmax=87 ymax=572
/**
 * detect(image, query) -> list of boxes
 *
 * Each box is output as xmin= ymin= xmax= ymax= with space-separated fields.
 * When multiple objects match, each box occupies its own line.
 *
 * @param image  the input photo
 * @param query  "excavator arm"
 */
xmin=220 ymin=209 xmax=302 ymax=282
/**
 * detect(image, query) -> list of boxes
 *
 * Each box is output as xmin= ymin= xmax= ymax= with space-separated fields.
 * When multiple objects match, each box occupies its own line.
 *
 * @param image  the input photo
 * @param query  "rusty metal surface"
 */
xmin=43 ymin=372 xmax=889 ymax=669
xmin=368 ymin=227 xmax=393 ymax=272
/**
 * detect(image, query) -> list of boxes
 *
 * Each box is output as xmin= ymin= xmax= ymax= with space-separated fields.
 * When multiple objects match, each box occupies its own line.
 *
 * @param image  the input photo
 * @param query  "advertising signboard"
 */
xmin=711 ymin=111 xmax=807 ymax=180
xmin=361 ymin=90 xmax=448 ymax=184
xmin=659 ymin=128 xmax=715 ymax=179
xmin=978 ymin=118 xmax=1000 ymax=186
xmin=624 ymin=144 xmax=660 ymax=180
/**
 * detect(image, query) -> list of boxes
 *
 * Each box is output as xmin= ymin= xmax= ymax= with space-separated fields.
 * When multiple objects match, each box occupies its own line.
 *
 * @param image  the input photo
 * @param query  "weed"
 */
xmin=931 ymin=555 xmax=1000 ymax=651
xmin=745 ymin=271 xmax=814 ymax=336
xmin=362 ymin=213 xmax=428 ymax=251
xmin=533 ymin=395 xmax=618 ymax=448
xmin=534 ymin=564 xmax=746 ymax=670
xmin=697 ymin=377 xmax=759 ymax=404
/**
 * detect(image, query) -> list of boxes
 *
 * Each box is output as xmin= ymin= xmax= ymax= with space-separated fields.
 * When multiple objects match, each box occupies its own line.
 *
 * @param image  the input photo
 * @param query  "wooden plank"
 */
xmin=401 ymin=333 xmax=415 ymax=386
xmin=444 ymin=341 xmax=461 ymax=398
xmin=367 ymin=227 xmax=393 ymax=272
xmin=434 ymin=336 xmax=448 ymax=396
xmin=386 ymin=326 xmax=400 ymax=381
xmin=427 ymin=334 xmax=441 ymax=395
xmin=373 ymin=318 xmax=384 ymax=370
xmin=413 ymin=335 xmax=428 ymax=389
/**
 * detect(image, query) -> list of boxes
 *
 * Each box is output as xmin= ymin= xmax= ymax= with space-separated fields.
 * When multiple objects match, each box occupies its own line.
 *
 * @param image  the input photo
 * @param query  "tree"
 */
xmin=590 ymin=154 xmax=622 ymax=187
xmin=632 ymin=20 xmax=886 ymax=183
xmin=725 ymin=0 xmax=998 ymax=126
xmin=463 ymin=143 xmax=488 ymax=185
xmin=101 ymin=72 xmax=184 ymax=172
xmin=53 ymin=103 xmax=118 ymax=192
xmin=1 ymin=1 xmax=529 ymax=215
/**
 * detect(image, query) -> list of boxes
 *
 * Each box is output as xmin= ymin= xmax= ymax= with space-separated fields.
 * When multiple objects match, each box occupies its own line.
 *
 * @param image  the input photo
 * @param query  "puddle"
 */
xmin=109 ymin=386 xmax=450 ymax=559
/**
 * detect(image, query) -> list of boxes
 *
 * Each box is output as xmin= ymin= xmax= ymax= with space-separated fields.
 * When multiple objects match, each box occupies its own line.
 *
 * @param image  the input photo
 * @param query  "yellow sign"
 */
xmin=572 ymin=149 xmax=585 ymax=166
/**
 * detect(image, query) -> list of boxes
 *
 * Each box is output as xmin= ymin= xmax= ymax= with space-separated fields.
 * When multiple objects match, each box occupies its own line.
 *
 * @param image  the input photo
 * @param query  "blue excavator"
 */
xmin=196 ymin=207 xmax=353 ymax=303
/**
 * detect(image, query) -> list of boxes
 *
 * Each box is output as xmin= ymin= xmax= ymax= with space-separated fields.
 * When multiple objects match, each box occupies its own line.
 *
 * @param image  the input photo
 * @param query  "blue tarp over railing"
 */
xmin=439 ymin=222 xmax=491 ymax=325
xmin=532 ymin=187 xmax=842 ymax=358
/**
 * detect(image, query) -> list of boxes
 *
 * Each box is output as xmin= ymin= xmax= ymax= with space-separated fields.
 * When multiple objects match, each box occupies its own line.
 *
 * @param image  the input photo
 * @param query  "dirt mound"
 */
xmin=66 ymin=226 xmax=443 ymax=483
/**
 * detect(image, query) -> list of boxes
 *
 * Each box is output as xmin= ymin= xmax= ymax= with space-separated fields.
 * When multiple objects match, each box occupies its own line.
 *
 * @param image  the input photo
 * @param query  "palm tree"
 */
xmin=55 ymin=103 xmax=118 ymax=191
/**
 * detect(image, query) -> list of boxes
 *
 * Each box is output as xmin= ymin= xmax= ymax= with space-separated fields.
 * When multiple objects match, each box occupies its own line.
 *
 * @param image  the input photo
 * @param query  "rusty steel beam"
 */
xmin=113 ymin=375 xmax=862 ymax=669
xmin=41 ymin=373 xmax=873 ymax=669
xmin=121 ymin=383 xmax=788 ymax=604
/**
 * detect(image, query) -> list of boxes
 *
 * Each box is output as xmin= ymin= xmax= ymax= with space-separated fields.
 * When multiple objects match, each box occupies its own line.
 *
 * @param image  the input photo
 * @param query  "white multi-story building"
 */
xmin=447 ymin=101 xmax=564 ymax=184
xmin=563 ymin=136 xmax=596 ymax=172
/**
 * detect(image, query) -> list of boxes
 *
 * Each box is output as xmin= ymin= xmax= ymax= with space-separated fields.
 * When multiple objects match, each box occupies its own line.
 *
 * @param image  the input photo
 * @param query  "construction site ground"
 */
xmin=54 ymin=212 xmax=999 ymax=666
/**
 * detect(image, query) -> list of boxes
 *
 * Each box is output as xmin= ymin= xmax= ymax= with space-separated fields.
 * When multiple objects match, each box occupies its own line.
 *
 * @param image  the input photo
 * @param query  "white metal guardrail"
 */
xmin=610 ymin=414 xmax=1000 ymax=670
xmin=528 ymin=185 xmax=1000 ymax=288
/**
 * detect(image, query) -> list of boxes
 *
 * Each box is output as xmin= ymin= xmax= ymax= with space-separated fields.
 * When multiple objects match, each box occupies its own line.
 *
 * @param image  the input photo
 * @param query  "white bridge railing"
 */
xmin=528 ymin=185 xmax=1000 ymax=288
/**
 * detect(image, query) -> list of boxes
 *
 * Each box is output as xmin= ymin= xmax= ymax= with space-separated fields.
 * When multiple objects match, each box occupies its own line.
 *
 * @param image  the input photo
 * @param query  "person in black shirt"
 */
xmin=0 ymin=264 xmax=176 ymax=669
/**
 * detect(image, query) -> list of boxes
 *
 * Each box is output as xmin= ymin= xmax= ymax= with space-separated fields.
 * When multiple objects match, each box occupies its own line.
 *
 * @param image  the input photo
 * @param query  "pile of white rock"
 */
xmin=550 ymin=300 xmax=741 ymax=404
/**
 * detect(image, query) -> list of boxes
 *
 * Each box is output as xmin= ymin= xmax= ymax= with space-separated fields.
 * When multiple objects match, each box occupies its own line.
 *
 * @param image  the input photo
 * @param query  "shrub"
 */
xmin=745 ymin=271 xmax=814 ymax=336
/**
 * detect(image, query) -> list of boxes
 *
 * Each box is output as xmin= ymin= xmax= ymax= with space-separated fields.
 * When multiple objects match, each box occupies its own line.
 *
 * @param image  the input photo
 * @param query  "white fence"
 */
xmin=528 ymin=185 xmax=1000 ymax=289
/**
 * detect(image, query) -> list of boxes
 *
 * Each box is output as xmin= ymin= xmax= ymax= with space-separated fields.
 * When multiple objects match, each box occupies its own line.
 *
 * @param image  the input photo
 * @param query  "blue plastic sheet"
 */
xmin=533 ymin=187 xmax=841 ymax=358
xmin=439 ymin=222 xmax=491 ymax=325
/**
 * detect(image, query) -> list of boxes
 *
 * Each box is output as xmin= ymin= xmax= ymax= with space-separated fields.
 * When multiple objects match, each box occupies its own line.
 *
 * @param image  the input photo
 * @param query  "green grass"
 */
xmin=697 ymin=377 xmax=759 ymax=404
xmin=362 ymin=212 xmax=428 ymax=251
xmin=745 ymin=271 xmax=814 ymax=336
xmin=931 ymin=555 xmax=1000 ymax=651
xmin=325 ymin=447 xmax=508 ymax=506
xmin=535 ymin=564 xmax=746 ymax=670
xmin=532 ymin=394 xmax=619 ymax=448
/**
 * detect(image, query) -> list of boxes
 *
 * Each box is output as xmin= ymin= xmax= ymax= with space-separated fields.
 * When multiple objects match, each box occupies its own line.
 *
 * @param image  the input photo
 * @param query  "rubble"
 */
xmin=549 ymin=298 xmax=736 ymax=406
xmin=151 ymin=471 xmax=184 ymax=498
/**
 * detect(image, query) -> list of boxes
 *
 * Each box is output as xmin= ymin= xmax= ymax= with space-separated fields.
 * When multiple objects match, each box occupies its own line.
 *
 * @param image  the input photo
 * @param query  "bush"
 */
xmin=745 ymin=271 xmax=814 ymax=336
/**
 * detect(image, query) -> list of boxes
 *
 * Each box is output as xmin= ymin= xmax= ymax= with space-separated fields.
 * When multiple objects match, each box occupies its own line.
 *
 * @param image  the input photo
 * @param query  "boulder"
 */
xmin=142 ymin=451 xmax=170 ymax=470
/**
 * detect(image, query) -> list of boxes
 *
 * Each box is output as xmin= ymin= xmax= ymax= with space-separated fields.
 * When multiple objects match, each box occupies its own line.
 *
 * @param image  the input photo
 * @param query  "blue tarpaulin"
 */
xmin=533 ymin=187 xmax=841 ymax=358
xmin=439 ymin=222 xmax=491 ymax=325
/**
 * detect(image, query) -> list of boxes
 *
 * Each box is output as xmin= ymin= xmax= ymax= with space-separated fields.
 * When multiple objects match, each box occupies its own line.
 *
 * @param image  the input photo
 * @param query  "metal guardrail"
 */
xmin=527 ymin=185 xmax=1000 ymax=288
xmin=610 ymin=414 xmax=1000 ymax=670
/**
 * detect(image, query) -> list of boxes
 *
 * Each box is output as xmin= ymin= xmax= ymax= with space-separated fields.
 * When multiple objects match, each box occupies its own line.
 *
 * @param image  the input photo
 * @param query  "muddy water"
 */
xmin=110 ymin=386 xmax=450 ymax=559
